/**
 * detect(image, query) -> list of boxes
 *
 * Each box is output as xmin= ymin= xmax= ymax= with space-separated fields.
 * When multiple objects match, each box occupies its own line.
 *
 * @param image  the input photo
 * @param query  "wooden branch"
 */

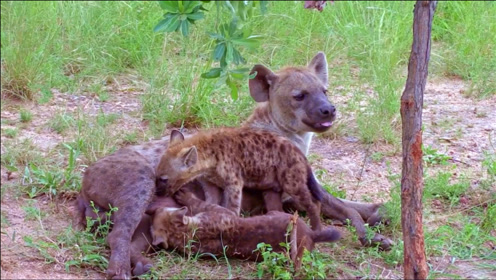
xmin=400 ymin=1 xmax=437 ymax=279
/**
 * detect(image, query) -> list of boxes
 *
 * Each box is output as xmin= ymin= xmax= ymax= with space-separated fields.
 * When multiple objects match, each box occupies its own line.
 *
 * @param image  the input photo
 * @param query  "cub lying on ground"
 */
xmin=148 ymin=191 xmax=341 ymax=263
xmin=156 ymin=128 xmax=324 ymax=231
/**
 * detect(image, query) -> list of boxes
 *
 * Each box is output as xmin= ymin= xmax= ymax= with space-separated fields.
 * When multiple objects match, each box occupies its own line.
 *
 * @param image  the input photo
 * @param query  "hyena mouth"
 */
xmin=303 ymin=119 xmax=334 ymax=132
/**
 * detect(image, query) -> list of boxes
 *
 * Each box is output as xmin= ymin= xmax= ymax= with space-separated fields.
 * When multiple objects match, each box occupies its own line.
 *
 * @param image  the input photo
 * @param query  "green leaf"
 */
xmin=158 ymin=1 xmax=179 ymax=12
xmin=222 ymin=1 xmax=236 ymax=14
xmin=231 ymin=38 xmax=261 ymax=49
xmin=228 ymin=19 xmax=238 ymax=36
xmin=213 ymin=43 xmax=226 ymax=61
xmin=229 ymin=68 xmax=250 ymax=74
xmin=226 ymin=42 xmax=234 ymax=64
xmin=208 ymin=32 xmax=224 ymax=40
xmin=153 ymin=14 xmax=181 ymax=33
xmin=183 ymin=1 xmax=203 ymax=13
xmin=201 ymin=68 xmax=222 ymax=79
xmin=260 ymin=0 xmax=268 ymax=14
xmin=226 ymin=78 xmax=238 ymax=100
xmin=153 ymin=14 xmax=173 ymax=33
xmin=187 ymin=12 xmax=204 ymax=20
xmin=232 ymin=47 xmax=246 ymax=65
xmin=180 ymin=20 xmax=189 ymax=36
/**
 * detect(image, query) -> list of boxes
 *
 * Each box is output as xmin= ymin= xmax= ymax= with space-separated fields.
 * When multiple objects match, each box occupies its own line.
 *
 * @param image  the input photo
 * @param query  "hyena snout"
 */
xmin=318 ymin=104 xmax=336 ymax=118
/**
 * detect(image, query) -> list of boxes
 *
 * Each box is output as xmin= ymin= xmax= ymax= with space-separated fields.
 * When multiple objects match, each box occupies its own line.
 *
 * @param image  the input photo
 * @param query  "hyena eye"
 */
xmin=293 ymin=92 xmax=305 ymax=101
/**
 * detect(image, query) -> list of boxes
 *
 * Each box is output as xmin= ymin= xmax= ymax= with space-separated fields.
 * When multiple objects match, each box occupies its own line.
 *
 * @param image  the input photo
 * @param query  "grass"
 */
xmin=2 ymin=1 xmax=495 ymax=141
xmin=1 ymin=1 xmax=495 ymax=279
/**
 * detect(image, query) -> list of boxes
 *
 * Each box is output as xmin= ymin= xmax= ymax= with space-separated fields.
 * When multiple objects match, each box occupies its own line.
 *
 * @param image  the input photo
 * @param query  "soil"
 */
xmin=1 ymin=76 xmax=495 ymax=279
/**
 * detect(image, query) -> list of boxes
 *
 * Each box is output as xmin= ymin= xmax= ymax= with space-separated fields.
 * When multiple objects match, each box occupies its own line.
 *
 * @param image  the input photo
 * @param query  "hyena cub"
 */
xmin=147 ymin=190 xmax=340 ymax=262
xmin=156 ymin=128 xmax=324 ymax=231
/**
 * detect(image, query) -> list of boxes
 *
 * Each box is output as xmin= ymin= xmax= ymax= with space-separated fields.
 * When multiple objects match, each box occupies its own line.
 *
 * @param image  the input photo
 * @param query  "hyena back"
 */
xmin=156 ymin=128 xmax=324 ymax=231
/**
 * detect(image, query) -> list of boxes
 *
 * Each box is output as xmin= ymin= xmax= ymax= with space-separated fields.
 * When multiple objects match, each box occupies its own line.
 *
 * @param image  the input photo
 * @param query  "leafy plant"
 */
xmin=154 ymin=1 xmax=205 ymax=36
xmin=22 ymin=144 xmax=82 ymax=198
xmin=20 ymin=109 xmax=33 ymax=123
xmin=255 ymin=242 xmax=294 ymax=280
xmin=63 ymin=202 xmax=118 ymax=272
xmin=424 ymin=171 xmax=470 ymax=205
xmin=422 ymin=145 xmax=451 ymax=166
xmin=153 ymin=1 xmax=265 ymax=99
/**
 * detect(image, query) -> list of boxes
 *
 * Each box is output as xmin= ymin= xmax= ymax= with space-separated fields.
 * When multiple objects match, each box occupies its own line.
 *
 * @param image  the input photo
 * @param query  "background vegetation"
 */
xmin=1 ymin=1 xmax=495 ymax=279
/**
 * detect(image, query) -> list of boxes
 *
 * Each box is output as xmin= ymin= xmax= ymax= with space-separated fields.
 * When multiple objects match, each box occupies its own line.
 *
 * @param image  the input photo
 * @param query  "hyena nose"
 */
xmin=319 ymin=105 xmax=336 ymax=117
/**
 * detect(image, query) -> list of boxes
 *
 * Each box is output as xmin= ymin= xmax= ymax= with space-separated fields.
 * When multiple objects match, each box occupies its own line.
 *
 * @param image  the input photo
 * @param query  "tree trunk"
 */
xmin=400 ymin=1 xmax=437 ymax=279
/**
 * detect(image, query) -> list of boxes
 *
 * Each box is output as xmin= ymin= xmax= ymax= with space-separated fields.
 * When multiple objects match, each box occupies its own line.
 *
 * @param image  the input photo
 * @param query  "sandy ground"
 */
xmin=1 ymin=77 xmax=495 ymax=279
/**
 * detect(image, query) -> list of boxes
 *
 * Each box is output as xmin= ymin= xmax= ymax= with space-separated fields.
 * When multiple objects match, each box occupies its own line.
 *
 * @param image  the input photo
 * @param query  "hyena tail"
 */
xmin=312 ymin=227 xmax=341 ymax=243
xmin=307 ymin=165 xmax=323 ymax=201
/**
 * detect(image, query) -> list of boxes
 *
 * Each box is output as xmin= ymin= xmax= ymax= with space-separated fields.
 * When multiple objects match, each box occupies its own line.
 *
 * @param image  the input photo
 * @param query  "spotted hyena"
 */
xmin=147 ymin=190 xmax=340 ymax=264
xmin=156 ymin=128 xmax=324 ymax=232
xmin=76 ymin=52 xmax=390 ymax=279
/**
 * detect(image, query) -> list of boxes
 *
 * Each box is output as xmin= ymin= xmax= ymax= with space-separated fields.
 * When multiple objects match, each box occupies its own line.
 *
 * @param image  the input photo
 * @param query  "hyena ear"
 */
xmin=172 ymin=206 xmax=189 ymax=225
xmin=152 ymin=234 xmax=166 ymax=247
xmin=249 ymin=64 xmax=279 ymax=102
xmin=308 ymin=52 xmax=328 ymax=87
xmin=181 ymin=146 xmax=198 ymax=168
xmin=170 ymin=130 xmax=185 ymax=146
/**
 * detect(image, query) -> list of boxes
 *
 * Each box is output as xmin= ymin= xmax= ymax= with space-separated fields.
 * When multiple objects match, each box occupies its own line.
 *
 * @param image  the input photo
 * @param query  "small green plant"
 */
xmin=37 ymin=87 xmax=53 ymax=104
xmin=19 ymin=109 xmax=33 ymax=123
xmin=422 ymin=145 xmax=451 ymax=166
xmin=154 ymin=1 xmax=265 ymax=100
xmin=48 ymin=113 xmax=76 ymax=134
xmin=429 ymin=220 xmax=496 ymax=259
xmin=22 ymin=199 xmax=45 ymax=221
xmin=23 ymin=235 xmax=59 ymax=263
xmin=122 ymin=132 xmax=139 ymax=145
xmin=482 ymin=150 xmax=496 ymax=178
xmin=424 ymin=172 xmax=470 ymax=205
xmin=298 ymin=250 xmax=330 ymax=279
xmin=2 ymin=127 xmax=18 ymax=138
xmin=96 ymin=111 xmax=120 ymax=127
xmin=314 ymin=169 xmax=346 ymax=199
xmin=255 ymin=242 xmax=294 ymax=280
xmin=63 ymin=202 xmax=118 ymax=272
xmin=22 ymin=144 xmax=82 ymax=199
xmin=481 ymin=203 xmax=496 ymax=233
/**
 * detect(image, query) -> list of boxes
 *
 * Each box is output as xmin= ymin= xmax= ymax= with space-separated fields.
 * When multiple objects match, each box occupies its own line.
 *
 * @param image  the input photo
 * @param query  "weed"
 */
xmin=19 ymin=109 xmax=33 ymax=123
xmin=381 ymin=176 xmax=402 ymax=232
xmin=62 ymin=202 xmax=118 ymax=273
xmin=37 ymin=87 xmax=54 ymax=104
xmin=371 ymin=152 xmax=384 ymax=162
xmin=95 ymin=111 xmax=120 ymax=127
xmin=428 ymin=219 xmax=496 ymax=259
xmin=482 ymin=150 xmax=496 ymax=178
xmin=22 ymin=144 xmax=82 ymax=198
xmin=23 ymin=235 xmax=59 ymax=263
xmin=481 ymin=203 xmax=495 ymax=233
xmin=121 ymin=132 xmax=139 ymax=145
xmin=48 ymin=112 xmax=76 ymax=134
xmin=424 ymin=172 xmax=470 ymax=206
xmin=2 ymin=127 xmax=18 ymax=138
xmin=1 ymin=138 xmax=46 ymax=171
xmin=22 ymin=199 xmax=46 ymax=221
xmin=422 ymin=145 xmax=451 ymax=166
xmin=314 ymin=169 xmax=347 ymax=199
xmin=255 ymin=242 xmax=294 ymax=280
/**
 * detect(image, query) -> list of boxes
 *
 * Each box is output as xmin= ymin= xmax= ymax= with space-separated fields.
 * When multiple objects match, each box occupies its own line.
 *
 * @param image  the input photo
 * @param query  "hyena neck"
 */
xmin=243 ymin=103 xmax=313 ymax=156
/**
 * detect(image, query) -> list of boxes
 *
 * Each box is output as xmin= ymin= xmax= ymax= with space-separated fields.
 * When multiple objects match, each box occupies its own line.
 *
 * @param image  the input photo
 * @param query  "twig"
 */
xmin=351 ymin=142 xmax=372 ymax=200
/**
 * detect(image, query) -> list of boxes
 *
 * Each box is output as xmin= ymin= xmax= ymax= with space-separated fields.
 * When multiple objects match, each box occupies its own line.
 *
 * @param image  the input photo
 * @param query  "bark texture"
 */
xmin=400 ymin=1 xmax=437 ymax=279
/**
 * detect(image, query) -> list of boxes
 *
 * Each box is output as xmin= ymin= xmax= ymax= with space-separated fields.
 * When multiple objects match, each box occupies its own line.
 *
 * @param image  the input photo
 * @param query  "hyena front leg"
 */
xmin=222 ymin=178 xmax=244 ymax=216
xmin=281 ymin=172 xmax=322 ymax=231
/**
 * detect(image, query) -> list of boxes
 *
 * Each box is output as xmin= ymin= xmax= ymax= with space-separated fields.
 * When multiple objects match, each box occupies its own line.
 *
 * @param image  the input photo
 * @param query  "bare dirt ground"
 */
xmin=1 ymin=77 xmax=495 ymax=279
